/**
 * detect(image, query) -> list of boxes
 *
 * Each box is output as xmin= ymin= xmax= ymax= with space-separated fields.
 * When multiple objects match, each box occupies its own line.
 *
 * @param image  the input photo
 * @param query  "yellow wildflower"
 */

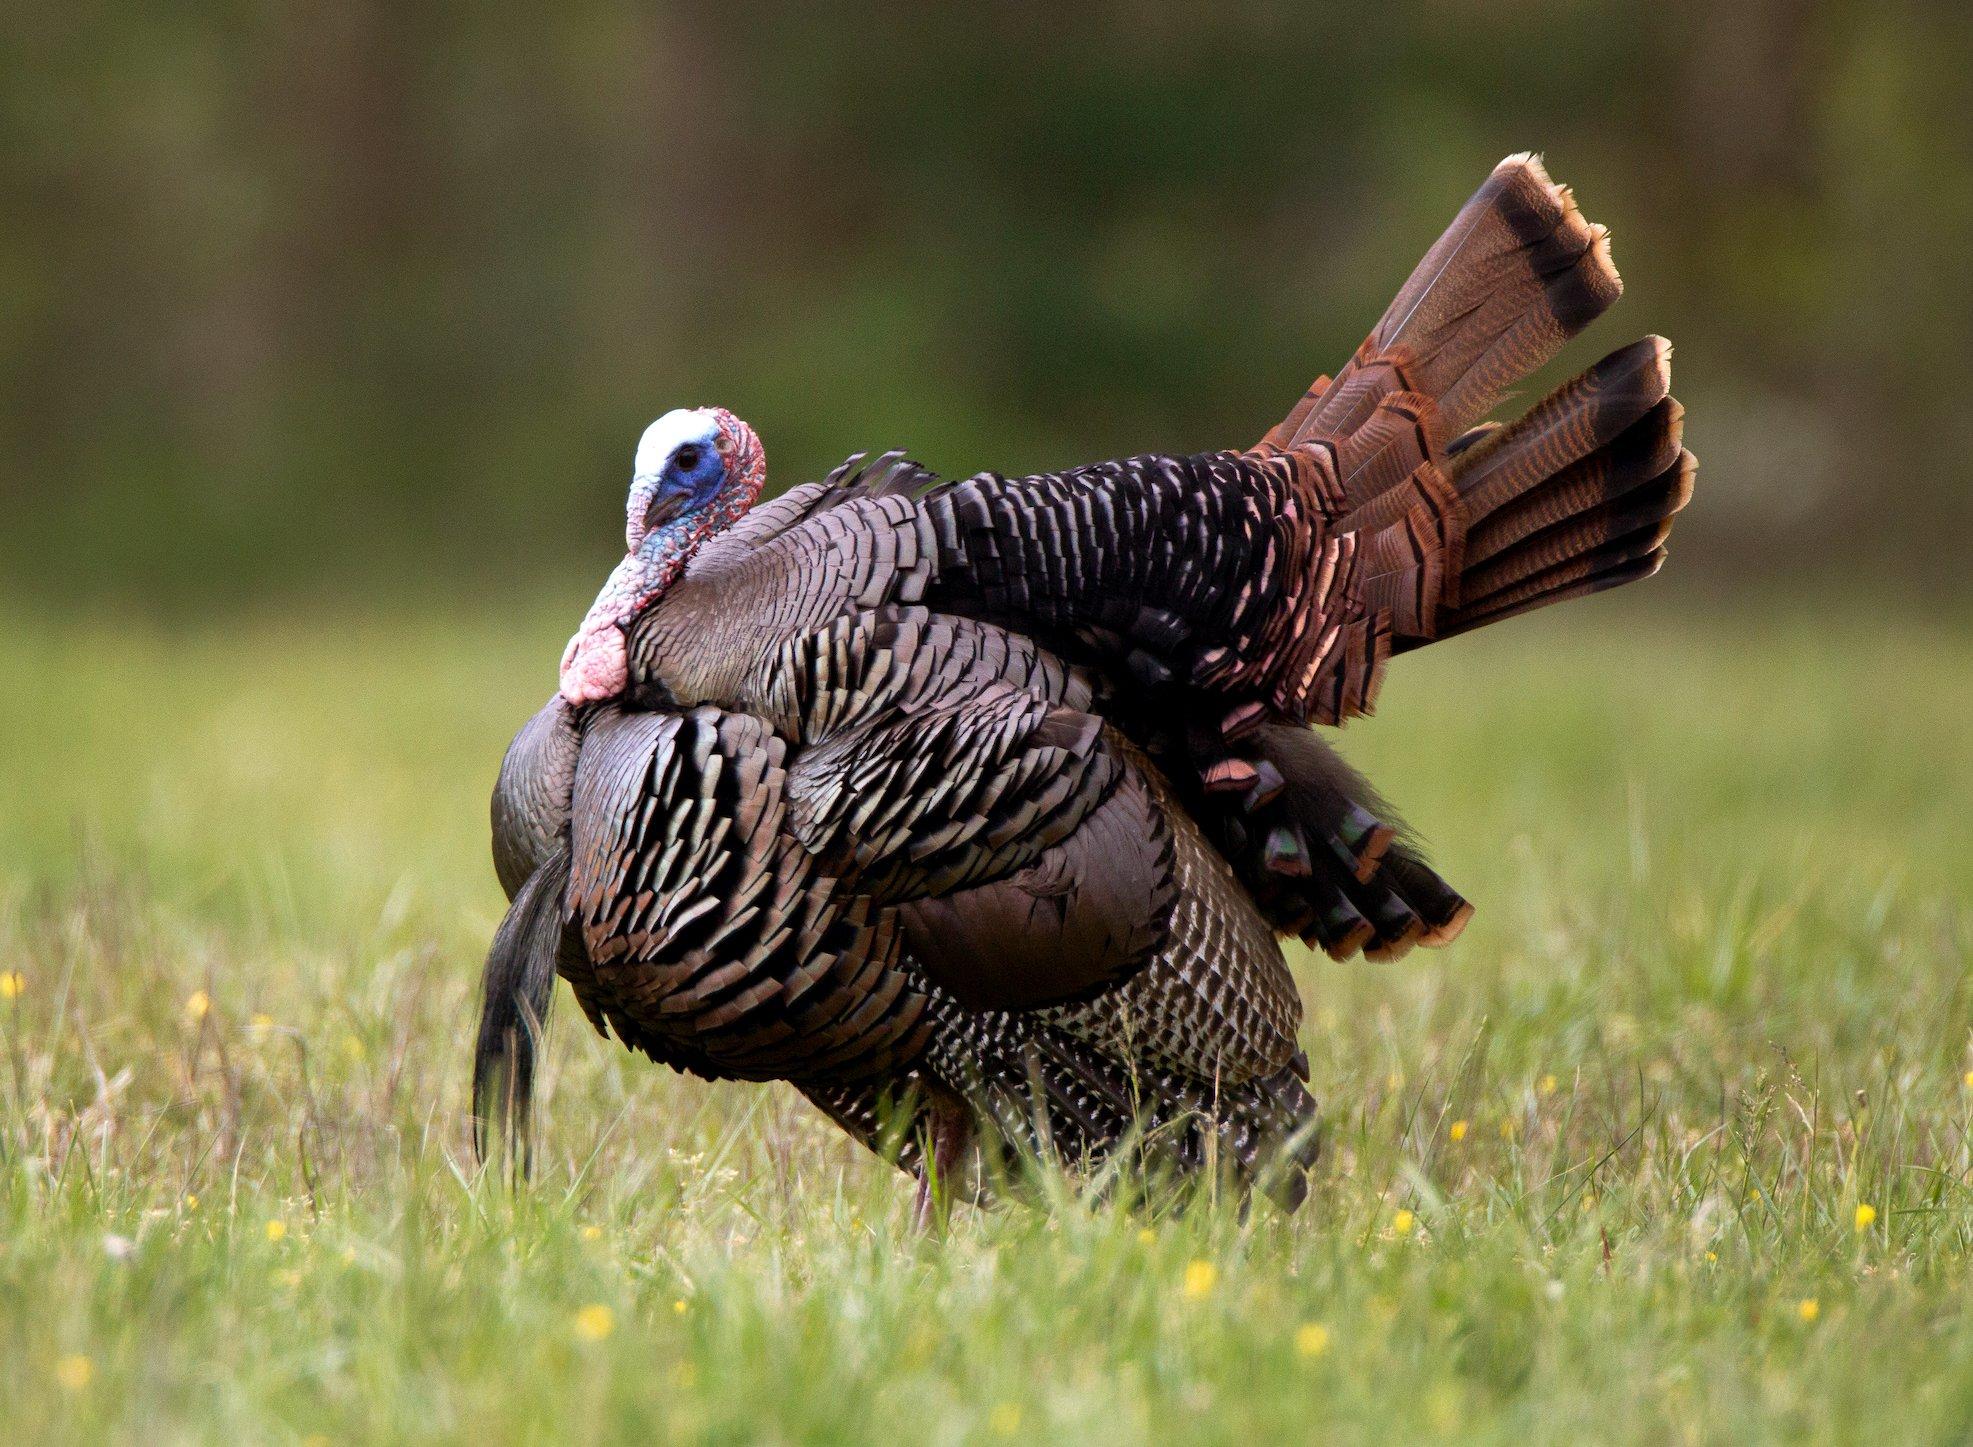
xmin=990 ymin=1403 xmax=1022 ymax=1436
xmin=1448 ymin=1119 xmax=1468 ymax=1143
xmin=580 ymin=1224 xmax=604 ymax=1242
xmin=1798 ymin=1298 xmax=1820 ymax=1323
xmin=265 ymin=1219 xmax=287 ymax=1243
xmin=573 ymin=1304 xmax=616 ymax=1341
xmin=1498 ymin=1118 xmax=1517 ymax=1140
xmin=1181 ymin=1259 xmax=1218 ymax=1299
xmin=185 ymin=989 xmax=212 ymax=1022
xmin=1137 ymin=1226 xmax=1156 ymax=1246
xmin=0 ymin=970 xmax=24 ymax=1000
xmin=672 ymin=1298 xmax=689 ymax=1315
xmin=1538 ymin=1073 xmax=1559 ymax=1096
xmin=1294 ymin=1322 xmax=1332 ymax=1358
xmin=1854 ymin=1203 xmax=1877 ymax=1231
xmin=184 ymin=1193 xmax=199 ymax=1210
xmin=1392 ymin=1208 xmax=1415 ymax=1236
xmin=55 ymin=1354 xmax=93 ymax=1392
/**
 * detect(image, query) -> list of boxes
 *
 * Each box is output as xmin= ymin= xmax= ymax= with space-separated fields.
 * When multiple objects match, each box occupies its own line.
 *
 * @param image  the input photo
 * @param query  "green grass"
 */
xmin=2 ymin=597 xmax=1971 ymax=1443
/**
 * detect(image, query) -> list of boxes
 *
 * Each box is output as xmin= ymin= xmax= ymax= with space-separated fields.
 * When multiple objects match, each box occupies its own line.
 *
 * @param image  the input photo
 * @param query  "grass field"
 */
xmin=2 ymin=596 xmax=1970 ymax=1443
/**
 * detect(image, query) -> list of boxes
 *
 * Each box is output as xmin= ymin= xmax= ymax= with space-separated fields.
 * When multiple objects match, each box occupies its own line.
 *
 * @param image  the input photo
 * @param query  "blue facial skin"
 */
xmin=637 ymin=442 xmax=727 ymax=544
xmin=664 ymin=443 xmax=727 ymax=512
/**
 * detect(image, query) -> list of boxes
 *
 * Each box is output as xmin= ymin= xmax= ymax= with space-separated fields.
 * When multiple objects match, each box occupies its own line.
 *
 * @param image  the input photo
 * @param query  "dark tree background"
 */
xmin=3 ymin=1 xmax=1968 ymax=612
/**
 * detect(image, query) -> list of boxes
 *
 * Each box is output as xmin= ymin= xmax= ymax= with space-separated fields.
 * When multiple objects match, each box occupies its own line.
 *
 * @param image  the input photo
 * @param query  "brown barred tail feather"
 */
xmin=1426 ymin=336 xmax=1693 ymax=641
xmin=1233 ymin=154 xmax=1694 ymax=728
xmin=1077 ymin=155 xmax=1692 ymax=967
xmin=1328 ymin=339 xmax=1691 ymax=674
xmin=1262 ymin=152 xmax=1622 ymax=475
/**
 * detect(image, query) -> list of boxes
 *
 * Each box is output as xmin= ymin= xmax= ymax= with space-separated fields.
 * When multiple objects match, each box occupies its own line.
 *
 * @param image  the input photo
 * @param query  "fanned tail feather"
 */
xmin=1262 ymin=152 xmax=1622 ymax=475
xmin=1214 ymin=341 xmax=1688 ymax=954
xmin=1244 ymin=156 xmax=1693 ymax=718
xmin=1427 ymin=336 xmax=1693 ymax=640
xmin=1164 ymin=155 xmax=1698 ymax=963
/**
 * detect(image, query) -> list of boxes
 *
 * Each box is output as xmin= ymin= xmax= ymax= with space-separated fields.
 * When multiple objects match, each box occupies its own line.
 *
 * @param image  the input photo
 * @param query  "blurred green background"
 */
xmin=4 ymin=0 xmax=1970 ymax=615
xmin=6 ymin=10 xmax=1973 ymax=1438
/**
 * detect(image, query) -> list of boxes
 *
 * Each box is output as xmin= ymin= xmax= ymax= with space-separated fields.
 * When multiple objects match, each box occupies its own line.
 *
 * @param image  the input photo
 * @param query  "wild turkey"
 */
xmin=477 ymin=155 xmax=1695 ymax=1211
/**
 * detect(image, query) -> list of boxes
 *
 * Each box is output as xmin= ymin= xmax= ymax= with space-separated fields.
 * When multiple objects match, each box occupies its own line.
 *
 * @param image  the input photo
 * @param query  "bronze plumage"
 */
xmin=477 ymin=154 xmax=1695 ymax=1210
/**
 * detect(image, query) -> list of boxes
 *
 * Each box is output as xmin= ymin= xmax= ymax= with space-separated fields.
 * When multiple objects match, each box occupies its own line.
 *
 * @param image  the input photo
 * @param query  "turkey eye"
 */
xmin=674 ymin=445 xmax=701 ymax=471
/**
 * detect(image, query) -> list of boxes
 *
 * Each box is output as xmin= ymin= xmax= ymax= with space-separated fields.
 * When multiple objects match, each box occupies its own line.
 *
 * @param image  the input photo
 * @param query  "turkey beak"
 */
xmin=642 ymin=490 xmax=687 ymax=532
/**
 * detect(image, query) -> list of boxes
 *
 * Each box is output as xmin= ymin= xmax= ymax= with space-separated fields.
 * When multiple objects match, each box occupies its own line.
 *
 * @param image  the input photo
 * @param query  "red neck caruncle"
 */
xmin=559 ymin=407 xmax=764 ymax=704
